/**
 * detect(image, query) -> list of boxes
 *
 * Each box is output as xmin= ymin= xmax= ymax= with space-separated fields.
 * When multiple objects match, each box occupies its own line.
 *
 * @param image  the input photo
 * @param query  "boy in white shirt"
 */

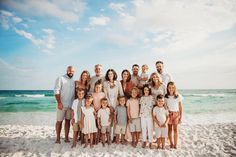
xmin=97 ymin=98 xmax=111 ymax=147
xmin=153 ymin=94 xmax=169 ymax=149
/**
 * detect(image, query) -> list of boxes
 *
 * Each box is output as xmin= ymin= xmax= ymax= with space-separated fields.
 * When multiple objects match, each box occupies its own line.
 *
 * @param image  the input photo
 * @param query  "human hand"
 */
xmin=57 ymin=102 xmax=63 ymax=110
xmin=129 ymin=119 xmax=133 ymax=123
xmin=71 ymin=118 xmax=75 ymax=125
xmin=178 ymin=118 xmax=182 ymax=124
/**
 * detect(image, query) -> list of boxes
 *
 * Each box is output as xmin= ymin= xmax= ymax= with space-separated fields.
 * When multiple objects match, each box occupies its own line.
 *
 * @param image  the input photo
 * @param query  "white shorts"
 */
xmin=155 ymin=126 xmax=168 ymax=138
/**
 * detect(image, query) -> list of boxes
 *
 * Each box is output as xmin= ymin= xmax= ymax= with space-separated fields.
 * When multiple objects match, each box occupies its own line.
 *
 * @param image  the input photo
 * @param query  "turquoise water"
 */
xmin=0 ymin=90 xmax=236 ymax=114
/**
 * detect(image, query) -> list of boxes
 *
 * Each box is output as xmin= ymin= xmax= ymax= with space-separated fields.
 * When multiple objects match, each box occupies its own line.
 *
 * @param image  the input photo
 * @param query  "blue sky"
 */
xmin=0 ymin=0 xmax=236 ymax=90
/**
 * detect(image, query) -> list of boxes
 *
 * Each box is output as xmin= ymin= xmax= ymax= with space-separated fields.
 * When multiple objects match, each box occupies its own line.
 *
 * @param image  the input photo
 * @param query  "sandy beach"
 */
xmin=0 ymin=112 xmax=236 ymax=157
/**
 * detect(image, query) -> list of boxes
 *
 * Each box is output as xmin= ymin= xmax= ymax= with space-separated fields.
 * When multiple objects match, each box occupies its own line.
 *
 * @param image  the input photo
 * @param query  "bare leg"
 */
xmin=107 ymin=132 xmax=111 ymax=145
xmin=90 ymin=133 xmax=94 ymax=148
xmin=97 ymin=129 xmax=101 ymax=144
xmin=64 ymin=119 xmax=70 ymax=142
xmin=168 ymin=124 xmax=173 ymax=148
xmin=173 ymin=124 xmax=178 ymax=149
xmin=102 ymin=133 xmax=105 ymax=147
xmin=131 ymin=132 xmax=135 ymax=147
xmin=157 ymin=138 xmax=161 ymax=149
xmin=116 ymin=134 xmax=120 ymax=144
xmin=121 ymin=134 xmax=126 ymax=145
xmin=84 ymin=134 xmax=88 ymax=148
xmin=81 ymin=133 xmax=84 ymax=145
xmin=161 ymin=138 xmax=165 ymax=149
xmin=135 ymin=132 xmax=140 ymax=147
xmin=71 ymin=131 xmax=78 ymax=148
xmin=55 ymin=121 xmax=62 ymax=143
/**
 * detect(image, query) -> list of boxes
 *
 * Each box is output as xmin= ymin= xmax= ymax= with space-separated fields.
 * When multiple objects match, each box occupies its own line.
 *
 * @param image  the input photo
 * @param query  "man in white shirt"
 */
xmin=89 ymin=64 xmax=105 ymax=93
xmin=156 ymin=61 xmax=172 ymax=86
xmin=54 ymin=66 xmax=75 ymax=144
xmin=131 ymin=64 xmax=140 ymax=87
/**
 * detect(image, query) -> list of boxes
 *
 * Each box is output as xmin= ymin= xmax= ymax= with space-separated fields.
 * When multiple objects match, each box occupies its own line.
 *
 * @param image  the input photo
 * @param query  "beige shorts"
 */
xmin=56 ymin=107 xmax=71 ymax=121
xmin=129 ymin=118 xmax=141 ymax=132
xmin=115 ymin=125 xmax=126 ymax=135
xmin=101 ymin=126 xmax=111 ymax=134
xmin=73 ymin=122 xmax=80 ymax=132
xmin=155 ymin=126 xmax=168 ymax=138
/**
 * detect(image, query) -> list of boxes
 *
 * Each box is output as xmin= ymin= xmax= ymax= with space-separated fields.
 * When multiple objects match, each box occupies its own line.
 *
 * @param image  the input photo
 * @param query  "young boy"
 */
xmin=114 ymin=96 xmax=127 ymax=144
xmin=153 ymin=94 xmax=169 ymax=149
xmin=97 ymin=98 xmax=111 ymax=147
xmin=71 ymin=88 xmax=85 ymax=148
xmin=127 ymin=87 xmax=141 ymax=147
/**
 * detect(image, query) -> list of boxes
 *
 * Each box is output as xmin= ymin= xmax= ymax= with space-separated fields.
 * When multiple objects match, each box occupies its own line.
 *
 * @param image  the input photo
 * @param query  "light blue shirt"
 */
xmin=54 ymin=74 xmax=75 ymax=108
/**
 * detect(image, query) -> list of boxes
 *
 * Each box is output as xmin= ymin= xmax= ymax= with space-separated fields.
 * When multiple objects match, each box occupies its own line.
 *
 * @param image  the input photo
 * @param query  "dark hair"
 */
xmin=155 ymin=61 xmax=164 ymax=65
xmin=156 ymin=94 xmax=164 ymax=100
xmin=121 ymin=69 xmax=131 ymax=82
xmin=118 ymin=95 xmax=126 ymax=100
xmin=105 ymin=69 xmax=117 ymax=81
xmin=142 ymin=84 xmax=151 ymax=95
xmin=100 ymin=97 xmax=108 ymax=103
xmin=132 ymin=64 xmax=139 ymax=68
xmin=85 ymin=94 xmax=93 ymax=100
xmin=165 ymin=81 xmax=179 ymax=99
xmin=95 ymin=79 xmax=102 ymax=86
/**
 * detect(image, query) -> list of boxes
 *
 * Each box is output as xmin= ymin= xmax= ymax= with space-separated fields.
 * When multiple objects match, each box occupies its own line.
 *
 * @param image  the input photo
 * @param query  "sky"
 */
xmin=0 ymin=0 xmax=236 ymax=90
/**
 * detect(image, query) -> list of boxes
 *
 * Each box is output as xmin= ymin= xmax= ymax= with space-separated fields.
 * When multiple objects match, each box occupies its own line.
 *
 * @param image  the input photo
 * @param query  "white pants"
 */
xmin=141 ymin=117 xmax=153 ymax=143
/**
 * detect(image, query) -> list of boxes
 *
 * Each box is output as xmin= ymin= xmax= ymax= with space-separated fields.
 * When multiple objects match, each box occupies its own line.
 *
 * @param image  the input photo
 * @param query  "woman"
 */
xmin=75 ymin=70 xmax=90 ymax=97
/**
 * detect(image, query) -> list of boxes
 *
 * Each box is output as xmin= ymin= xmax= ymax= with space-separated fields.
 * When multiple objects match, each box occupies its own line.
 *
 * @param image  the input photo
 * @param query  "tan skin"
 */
xmin=71 ymin=90 xmax=85 ymax=148
xmin=152 ymin=73 xmax=162 ymax=88
xmin=167 ymin=84 xmax=183 ymax=149
xmin=156 ymin=63 xmax=164 ymax=74
xmin=127 ymin=89 xmax=140 ymax=148
xmin=81 ymin=98 xmax=95 ymax=148
xmin=97 ymin=100 xmax=112 ymax=147
xmin=114 ymin=97 xmax=126 ymax=145
xmin=153 ymin=98 xmax=169 ymax=149
xmin=95 ymin=65 xmax=102 ymax=77
xmin=55 ymin=67 xmax=75 ymax=144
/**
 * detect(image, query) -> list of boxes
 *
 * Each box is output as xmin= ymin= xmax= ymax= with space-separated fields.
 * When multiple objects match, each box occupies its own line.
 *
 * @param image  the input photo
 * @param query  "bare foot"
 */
xmin=55 ymin=140 xmax=61 ymax=144
xmin=71 ymin=144 xmax=76 ymax=148
xmin=142 ymin=142 xmax=146 ymax=148
xmin=170 ymin=144 xmax=174 ymax=148
xmin=90 ymin=144 xmax=94 ymax=148
xmin=83 ymin=144 xmax=88 ymax=148
xmin=64 ymin=139 xmax=70 ymax=143
xmin=149 ymin=143 xmax=154 ymax=149
xmin=157 ymin=145 xmax=161 ymax=149
xmin=173 ymin=145 xmax=177 ymax=149
xmin=102 ymin=142 xmax=105 ymax=147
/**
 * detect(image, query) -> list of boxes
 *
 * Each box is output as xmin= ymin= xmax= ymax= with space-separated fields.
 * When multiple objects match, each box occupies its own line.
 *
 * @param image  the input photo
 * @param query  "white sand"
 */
xmin=0 ymin=112 xmax=236 ymax=156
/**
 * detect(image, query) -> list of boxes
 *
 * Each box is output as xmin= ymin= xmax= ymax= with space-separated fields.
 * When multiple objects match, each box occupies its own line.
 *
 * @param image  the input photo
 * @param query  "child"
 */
xmin=165 ymin=82 xmax=183 ymax=149
xmin=140 ymin=84 xmax=154 ymax=149
xmin=71 ymin=88 xmax=85 ymax=148
xmin=127 ymin=87 xmax=141 ymax=147
xmin=139 ymin=64 xmax=149 ymax=88
xmin=114 ymin=96 xmax=127 ymax=145
xmin=81 ymin=94 xmax=97 ymax=148
xmin=153 ymin=94 xmax=169 ymax=149
xmin=97 ymin=98 xmax=111 ymax=147
xmin=92 ymin=79 xmax=106 ymax=144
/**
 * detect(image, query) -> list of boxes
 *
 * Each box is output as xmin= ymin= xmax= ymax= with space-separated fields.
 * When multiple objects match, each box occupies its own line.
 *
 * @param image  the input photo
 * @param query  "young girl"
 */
xmin=153 ymin=94 xmax=169 ymax=149
xmin=92 ymin=79 xmax=106 ymax=144
xmin=114 ymin=96 xmax=127 ymax=145
xmin=127 ymin=87 xmax=141 ymax=147
xmin=103 ymin=69 xmax=124 ymax=141
xmin=81 ymin=94 xmax=97 ymax=148
xmin=149 ymin=72 xmax=166 ymax=99
xmin=140 ymin=84 xmax=154 ymax=149
xmin=165 ymin=82 xmax=183 ymax=149
xmin=71 ymin=88 xmax=85 ymax=148
xmin=97 ymin=98 xmax=111 ymax=147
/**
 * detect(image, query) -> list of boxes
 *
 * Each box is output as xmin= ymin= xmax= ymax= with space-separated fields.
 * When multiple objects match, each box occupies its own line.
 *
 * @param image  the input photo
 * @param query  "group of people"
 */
xmin=54 ymin=61 xmax=183 ymax=150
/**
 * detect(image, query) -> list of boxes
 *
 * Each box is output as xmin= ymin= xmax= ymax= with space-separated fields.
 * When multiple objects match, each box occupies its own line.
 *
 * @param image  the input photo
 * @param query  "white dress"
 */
xmin=82 ymin=107 xmax=97 ymax=134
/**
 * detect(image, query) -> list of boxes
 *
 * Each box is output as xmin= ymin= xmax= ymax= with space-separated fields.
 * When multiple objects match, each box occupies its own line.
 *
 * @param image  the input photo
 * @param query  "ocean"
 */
xmin=0 ymin=89 xmax=236 ymax=113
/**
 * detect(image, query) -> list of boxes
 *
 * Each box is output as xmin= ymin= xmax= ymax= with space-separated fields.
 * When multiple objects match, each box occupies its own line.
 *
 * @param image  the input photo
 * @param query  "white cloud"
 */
xmin=109 ymin=3 xmax=126 ymax=16
xmin=89 ymin=15 xmax=110 ymax=26
xmin=0 ymin=10 xmax=22 ymax=29
xmin=14 ymin=28 xmax=56 ymax=52
xmin=2 ymin=0 xmax=86 ymax=23
xmin=12 ymin=16 xmax=22 ymax=23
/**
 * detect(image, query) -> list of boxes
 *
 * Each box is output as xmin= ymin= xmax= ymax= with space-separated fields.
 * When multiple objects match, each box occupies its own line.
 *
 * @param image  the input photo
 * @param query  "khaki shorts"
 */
xmin=129 ymin=118 xmax=141 ymax=132
xmin=73 ymin=122 xmax=80 ymax=132
xmin=155 ymin=126 xmax=168 ymax=138
xmin=115 ymin=125 xmax=126 ymax=135
xmin=101 ymin=126 xmax=111 ymax=134
xmin=56 ymin=107 xmax=71 ymax=121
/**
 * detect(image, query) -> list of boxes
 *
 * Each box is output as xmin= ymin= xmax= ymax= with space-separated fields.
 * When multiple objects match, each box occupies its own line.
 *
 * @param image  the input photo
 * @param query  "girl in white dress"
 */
xmin=81 ymin=94 xmax=97 ymax=148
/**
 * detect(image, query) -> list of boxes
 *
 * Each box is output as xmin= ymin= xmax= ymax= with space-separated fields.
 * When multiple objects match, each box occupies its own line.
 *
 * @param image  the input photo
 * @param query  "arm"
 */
xmin=127 ymin=101 xmax=132 ymax=123
xmin=81 ymin=111 xmax=85 ymax=129
xmin=97 ymin=112 xmax=101 ymax=129
xmin=178 ymin=101 xmax=183 ymax=124
xmin=71 ymin=110 xmax=75 ymax=124
xmin=54 ymin=77 xmax=63 ymax=110
xmin=152 ymin=109 xmax=161 ymax=127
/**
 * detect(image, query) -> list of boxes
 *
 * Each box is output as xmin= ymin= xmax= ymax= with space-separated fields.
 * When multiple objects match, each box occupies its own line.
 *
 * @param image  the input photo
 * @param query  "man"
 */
xmin=131 ymin=64 xmax=140 ymax=87
xmin=156 ymin=61 xmax=172 ymax=86
xmin=54 ymin=66 xmax=75 ymax=143
xmin=89 ymin=64 xmax=105 ymax=93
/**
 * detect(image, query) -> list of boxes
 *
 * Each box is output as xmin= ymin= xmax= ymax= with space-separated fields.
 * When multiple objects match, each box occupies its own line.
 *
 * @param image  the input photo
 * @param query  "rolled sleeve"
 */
xmin=54 ymin=77 xmax=61 ymax=95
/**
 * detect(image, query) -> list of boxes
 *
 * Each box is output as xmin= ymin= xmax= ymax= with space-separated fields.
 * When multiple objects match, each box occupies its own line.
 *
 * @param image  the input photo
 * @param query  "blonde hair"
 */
xmin=150 ymin=72 xmax=163 ymax=86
